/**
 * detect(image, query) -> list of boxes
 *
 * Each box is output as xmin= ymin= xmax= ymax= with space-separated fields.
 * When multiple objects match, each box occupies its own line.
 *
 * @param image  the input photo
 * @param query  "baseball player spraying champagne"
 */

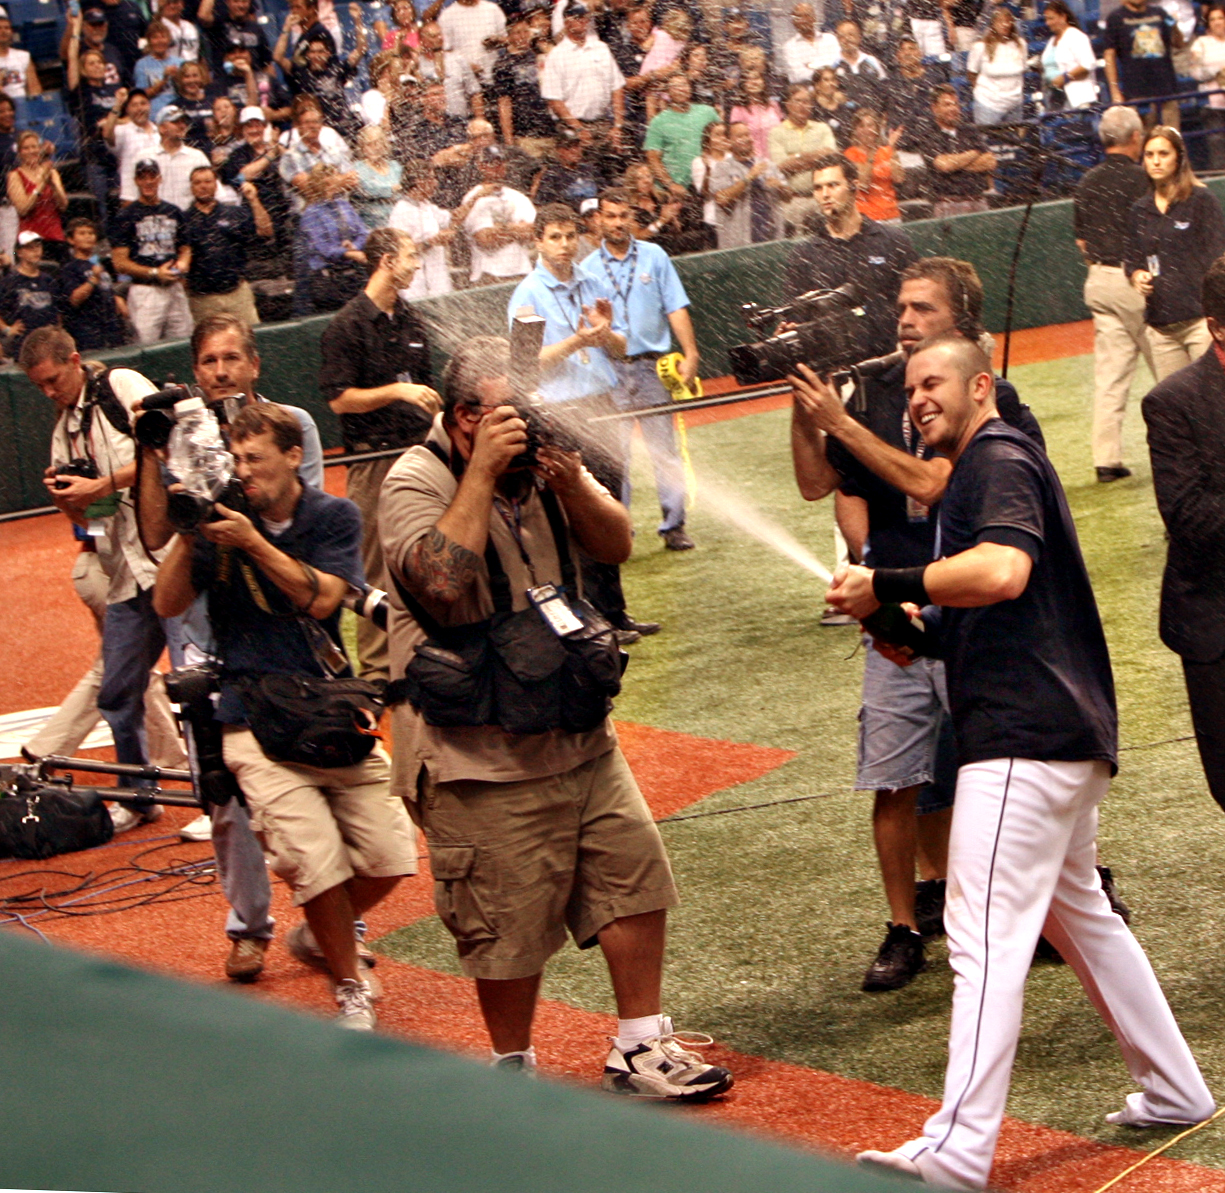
xmin=827 ymin=332 xmax=1214 ymax=1191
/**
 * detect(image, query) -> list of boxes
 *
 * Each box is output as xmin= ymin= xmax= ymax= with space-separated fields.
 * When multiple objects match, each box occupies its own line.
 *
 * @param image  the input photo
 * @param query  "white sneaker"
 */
xmin=1106 ymin=1091 xmax=1213 ymax=1127
xmin=857 ymin=1150 xmax=923 ymax=1181
xmin=491 ymin=1050 xmax=538 ymax=1077
xmin=108 ymin=804 xmax=140 ymax=834
xmin=334 ymin=978 xmax=376 ymax=1031
xmin=179 ymin=813 xmax=212 ymax=842
xmin=601 ymin=1017 xmax=734 ymax=1100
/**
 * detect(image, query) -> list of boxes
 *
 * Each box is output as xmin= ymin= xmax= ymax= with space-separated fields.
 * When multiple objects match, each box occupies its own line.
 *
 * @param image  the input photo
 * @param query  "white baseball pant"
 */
xmin=896 ymin=757 xmax=1213 ymax=1190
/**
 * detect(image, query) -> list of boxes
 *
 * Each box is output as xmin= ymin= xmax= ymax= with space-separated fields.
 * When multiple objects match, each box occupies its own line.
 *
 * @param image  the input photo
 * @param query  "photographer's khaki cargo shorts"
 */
xmin=412 ymin=747 xmax=678 ymax=980
xmin=223 ymin=728 xmax=418 ymax=905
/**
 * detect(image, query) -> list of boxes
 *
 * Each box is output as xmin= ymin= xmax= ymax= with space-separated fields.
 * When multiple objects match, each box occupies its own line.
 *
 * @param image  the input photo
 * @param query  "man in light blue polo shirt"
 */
xmin=509 ymin=201 xmax=660 ymax=642
xmin=578 ymin=187 xmax=699 ymax=551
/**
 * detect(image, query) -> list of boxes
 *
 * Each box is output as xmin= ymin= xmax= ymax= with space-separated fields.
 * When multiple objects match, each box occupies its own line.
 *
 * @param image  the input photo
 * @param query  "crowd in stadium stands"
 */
xmin=0 ymin=0 xmax=1219 ymax=351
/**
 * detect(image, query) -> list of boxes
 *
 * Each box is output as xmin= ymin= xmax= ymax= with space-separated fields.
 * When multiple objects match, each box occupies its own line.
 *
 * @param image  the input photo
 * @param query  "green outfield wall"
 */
xmin=9 ymin=181 xmax=1219 ymax=517
xmin=0 ymin=930 xmax=916 ymax=1193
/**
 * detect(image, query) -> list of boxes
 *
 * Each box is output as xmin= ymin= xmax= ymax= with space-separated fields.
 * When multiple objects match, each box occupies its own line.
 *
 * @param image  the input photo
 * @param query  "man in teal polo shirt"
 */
xmin=644 ymin=74 xmax=719 ymax=192
xmin=578 ymin=186 xmax=699 ymax=551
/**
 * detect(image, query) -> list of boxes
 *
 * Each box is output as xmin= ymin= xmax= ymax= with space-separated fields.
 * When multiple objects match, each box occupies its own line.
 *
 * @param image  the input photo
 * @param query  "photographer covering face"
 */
xmin=153 ymin=401 xmax=417 ymax=1031
xmin=380 ymin=334 xmax=732 ymax=1096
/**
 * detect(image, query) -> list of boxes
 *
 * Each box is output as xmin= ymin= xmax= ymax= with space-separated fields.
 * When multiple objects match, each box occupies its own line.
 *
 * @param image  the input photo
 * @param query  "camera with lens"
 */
xmin=728 ymin=283 xmax=872 ymax=387
xmin=163 ymin=663 xmax=245 ymax=809
xmin=53 ymin=457 xmax=99 ymax=487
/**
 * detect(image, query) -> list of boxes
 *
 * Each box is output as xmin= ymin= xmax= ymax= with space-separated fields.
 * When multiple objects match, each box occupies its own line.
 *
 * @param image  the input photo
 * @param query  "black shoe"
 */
xmin=661 ymin=527 xmax=695 ymax=551
xmin=915 ymin=878 xmax=946 ymax=940
xmin=862 ymin=922 xmax=926 ymax=992
xmin=617 ymin=615 xmax=661 ymax=636
xmin=613 ymin=628 xmax=642 ymax=646
xmin=1097 ymin=864 xmax=1131 ymax=924
xmin=1096 ymin=466 xmax=1132 ymax=483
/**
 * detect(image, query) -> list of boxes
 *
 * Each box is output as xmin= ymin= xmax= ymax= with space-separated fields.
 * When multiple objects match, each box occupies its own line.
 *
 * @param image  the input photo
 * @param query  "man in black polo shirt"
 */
xmin=784 ymin=152 xmax=917 ymax=359
xmin=833 ymin=334 xmax=1213 ymax=1191
xmin=532 ymin=128 xmax=604 ymax=209
xmin=914 ymin=86 xmax=996 ymax=219
xmin=883 ymin=37 xmax=949 ymax=132
xmin=319 ymin=226 xmax=440 ymax=682
xmin=181 ymin=164 xmax=272 ymax=325
xmin=1104 ymin=0 xmax=1181 ymax=128
xmin=491 ymin=10 xmax=557 ymax=158
xmin=1073 ymin=105 xmax=1153 ymax=483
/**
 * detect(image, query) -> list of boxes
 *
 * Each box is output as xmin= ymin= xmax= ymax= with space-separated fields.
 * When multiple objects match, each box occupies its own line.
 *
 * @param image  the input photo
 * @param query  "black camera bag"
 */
xmin=387 ymin=455 xmax=624 ymax=734
xmin=0 ymin=780 xmax=114 ymax=860
xmin=234 ymin=673 xmax=384 ymax=769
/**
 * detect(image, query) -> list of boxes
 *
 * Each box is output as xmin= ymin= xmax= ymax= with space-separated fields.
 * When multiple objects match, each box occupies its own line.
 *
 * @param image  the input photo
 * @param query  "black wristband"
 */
xmin=872 ymin=566 xmax=930 ymax=607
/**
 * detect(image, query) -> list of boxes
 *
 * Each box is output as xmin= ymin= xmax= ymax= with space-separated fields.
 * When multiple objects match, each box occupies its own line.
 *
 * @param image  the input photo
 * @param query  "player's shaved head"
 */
xmin=909 ymin=332 xmax=993 ymax=388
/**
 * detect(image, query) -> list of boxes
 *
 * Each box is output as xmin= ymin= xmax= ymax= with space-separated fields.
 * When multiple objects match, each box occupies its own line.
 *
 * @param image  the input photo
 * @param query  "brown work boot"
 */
xmin=225 ymin=937 xmax=269 ymax=983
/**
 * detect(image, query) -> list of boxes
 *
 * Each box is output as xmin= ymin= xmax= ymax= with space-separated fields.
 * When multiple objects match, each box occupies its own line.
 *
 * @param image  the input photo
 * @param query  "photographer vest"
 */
xmin=385 ymin=441 xmax=625 ymax=736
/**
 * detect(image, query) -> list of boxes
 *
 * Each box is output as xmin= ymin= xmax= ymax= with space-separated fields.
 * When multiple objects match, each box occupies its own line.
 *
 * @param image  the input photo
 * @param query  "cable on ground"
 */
xmin=1091 ymin=1106 xmax=1225 ymax=1193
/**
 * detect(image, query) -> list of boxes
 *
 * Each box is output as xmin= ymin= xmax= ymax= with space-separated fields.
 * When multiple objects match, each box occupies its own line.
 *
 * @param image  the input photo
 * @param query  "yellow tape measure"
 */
xmin=656 ymin=353 xmax=700 ymax=505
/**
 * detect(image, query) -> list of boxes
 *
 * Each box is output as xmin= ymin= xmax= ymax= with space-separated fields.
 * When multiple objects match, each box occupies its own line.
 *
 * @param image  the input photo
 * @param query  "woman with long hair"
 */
xmin=8 ymin=130 xmax=68 ymax=261
xmin=843 ymin=108 xmax=904 ymax=222
xmin=1125 ymin=126 xmax=1225 ymax=379
xmin=1190 ymin=5 xmax=1225 ymax=169
xmin=728 ymin=70 xmax=781 ymax=159
xmin=641 ymin=7 xmax=693 ymax=118
xmin=1040 ymin=0 xmax=1099 ymax=109
xmin=163 ymin=58 xmax=216 ymax=148
xmin=966 ymin=5 xmax=1027 ymax=124
xmin=352 ymin=124 xmax=403 ymax=228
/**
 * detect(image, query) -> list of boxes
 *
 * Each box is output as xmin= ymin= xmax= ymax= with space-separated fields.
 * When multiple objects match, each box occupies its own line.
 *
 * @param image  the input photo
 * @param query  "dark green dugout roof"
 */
xmin=0 ymin=930 xmax=925 ymax=1193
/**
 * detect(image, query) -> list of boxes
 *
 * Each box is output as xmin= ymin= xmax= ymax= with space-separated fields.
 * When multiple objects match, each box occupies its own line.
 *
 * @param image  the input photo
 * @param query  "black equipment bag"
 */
xmin=0 ymin=782 xmax=115 ymax=860
xmin=386 ymin=447 xmax=625 ymax=734
xmin=233 ymin=673 xmax=384 ymax=769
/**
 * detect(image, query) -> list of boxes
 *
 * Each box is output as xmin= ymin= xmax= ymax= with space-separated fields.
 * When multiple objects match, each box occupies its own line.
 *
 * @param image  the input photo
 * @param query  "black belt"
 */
xmin=623 ymin=352 xmax=661 ymax=363
xmin=1088 ymin=260 xmax=1124 ymax=268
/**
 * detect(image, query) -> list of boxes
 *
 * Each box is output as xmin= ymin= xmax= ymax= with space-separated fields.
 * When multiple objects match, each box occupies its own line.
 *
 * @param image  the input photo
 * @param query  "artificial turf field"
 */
xmin=3 ymin=330 xmax=1225 ymax=1187
xmin=379 ymin=343 xmax=1225 ymax=1170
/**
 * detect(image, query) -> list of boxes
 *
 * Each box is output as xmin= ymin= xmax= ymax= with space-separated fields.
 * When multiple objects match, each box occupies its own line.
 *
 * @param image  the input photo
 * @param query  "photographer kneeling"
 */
xmin=153 ymin=403 xmax=418 ymax=1031
xmin=381 ymin=336 xmax=733 ymax=1095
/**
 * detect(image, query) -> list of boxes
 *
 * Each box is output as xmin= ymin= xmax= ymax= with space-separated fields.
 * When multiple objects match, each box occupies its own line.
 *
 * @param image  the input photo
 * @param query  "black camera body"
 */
xmin=166 ymin=473 xmax=250 ymax=534
xmin=514 ymin=395 xmax=587 ymax=468
xmin=163 ymin=664 xmax=245 ymax=809
xmin=133 ymin=383 xmax=197 ymax=450
xmin=728 ymin=283 xmax=870 ymax=386
xmin=53 ymin=458 xmax=99 ymax=488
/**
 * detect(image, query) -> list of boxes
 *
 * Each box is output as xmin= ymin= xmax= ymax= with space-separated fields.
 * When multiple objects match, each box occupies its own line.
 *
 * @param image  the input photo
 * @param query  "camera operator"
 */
xmin=380 ymin=335 xmax=733 ymax=1095
xmin=153 ymin=402 xmax=418 ymax=1031
xmin=318 ymin=226 xmax=441 ymax=684
xmin=788 ymin=257 xmax=1044 ymax=993
xmin=839 ymin=334 xmax=1212 ymax=1191
xmin=21 ymin=325 xmax=184 ymax=832
xmin=133 ymin=313 xmax=326 ymax=982
xmin=783 ymin=153 xmax=918 ymax=360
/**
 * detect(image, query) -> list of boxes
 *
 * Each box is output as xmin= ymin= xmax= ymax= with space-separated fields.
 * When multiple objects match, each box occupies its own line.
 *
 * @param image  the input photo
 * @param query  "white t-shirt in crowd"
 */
xmin=691 ymin=152 xmax=729 ymax=226
xmin=0 ymin=48 xmax=31 ymax=97
xmin=1041 ymin=27 xmax=1098 ymax=108
xmin=539 ymin=35 xmax=626 ymax=122
xmin=967 ymin=38 xmax=1026 ymax=112
xmin=161 ymin=16 xmax=200 ymax=61
xmin=438 ymin=0 xmax=506 ymax=82
xmin=113 ymin=120 xmax=163 ymax=201
xmin=463 ymin=184 xmax=535 ymax=281
xmin=390 ymin=196 xmax=454 ymax=298
xmin=1190 ymin=32 xmax=1225 ymax=109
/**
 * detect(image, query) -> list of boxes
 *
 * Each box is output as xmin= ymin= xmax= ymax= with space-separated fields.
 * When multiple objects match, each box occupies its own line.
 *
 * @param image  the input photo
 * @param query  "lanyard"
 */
xmin=599 ymin=240 xmax=637 ymax=321
xmin=550 ymin=277 xmax=585 ymax=336
xmin=492 ymin=495 xmax=538 ymax=585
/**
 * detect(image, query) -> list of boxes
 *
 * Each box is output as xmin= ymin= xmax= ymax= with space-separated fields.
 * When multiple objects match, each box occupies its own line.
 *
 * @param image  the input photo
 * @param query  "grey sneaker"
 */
xmin=286 ymin=922 xmax=381 ymax=997
xmin=661 ymin=527 xmax=695 ymax=551
xmin=601 ymin=1018 xmax=734 ymax=1100
xmin=334 ymin=978 xmax=376 ymax=1031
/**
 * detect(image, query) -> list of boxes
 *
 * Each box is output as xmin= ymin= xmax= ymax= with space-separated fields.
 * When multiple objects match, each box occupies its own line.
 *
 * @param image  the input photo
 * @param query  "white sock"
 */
xmin=615 ymin=1013 xmax=668 ymax=1051
xmin=490 ymin=1046 xmax=537 ymax=1068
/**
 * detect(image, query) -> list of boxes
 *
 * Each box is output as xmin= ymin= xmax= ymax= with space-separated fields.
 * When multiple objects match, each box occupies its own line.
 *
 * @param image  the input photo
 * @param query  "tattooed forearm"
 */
xmin=405 ymin=527 xmax=481 ymax=603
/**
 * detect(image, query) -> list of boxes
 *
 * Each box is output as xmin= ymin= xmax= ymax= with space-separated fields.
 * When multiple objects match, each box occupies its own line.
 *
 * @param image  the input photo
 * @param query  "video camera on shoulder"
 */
xmin=509 ymin=313 xmax=585 ymax=468
xmin=729 ymin=283 xmax=872 ymax=387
